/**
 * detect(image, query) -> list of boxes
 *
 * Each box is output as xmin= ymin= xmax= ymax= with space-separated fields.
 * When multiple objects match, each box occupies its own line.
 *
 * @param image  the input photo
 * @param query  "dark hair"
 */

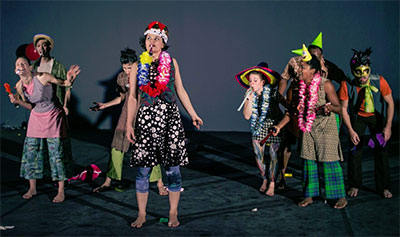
xmin=34 ymin=37 xmax=51 ymax=47
xmin=120 ymin=48 xmax=137 ymax=64
xmin=248 ymin=71 xmax=267 ymax=84
xmin=350 ymin=47 xmax=372 ymax=70
xmin=305 ymin=54 xmax=321 ymax=73
xmin=139 ymin=24 xmax=170 ymax=51
xmin=308 ymin=45 xmax=323 ymax=54
xmin=16 ymin=56 xmax=31 ymax=65
xmin=257 ymin=62 xmax=269 ymax=68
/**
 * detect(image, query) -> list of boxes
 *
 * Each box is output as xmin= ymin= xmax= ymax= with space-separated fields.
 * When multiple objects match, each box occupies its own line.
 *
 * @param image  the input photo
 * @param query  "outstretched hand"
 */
xmin=89 ymin=102 xmax=105 ymax=111
xmin=67 ymin=65 xmax=81 ymax=83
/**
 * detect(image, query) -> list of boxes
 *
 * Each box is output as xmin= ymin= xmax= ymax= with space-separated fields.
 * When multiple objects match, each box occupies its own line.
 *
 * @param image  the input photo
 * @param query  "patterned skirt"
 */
xmin=252 ymin=118 xmax=283 ymax=143
xmin=130 ymin=100 xmax=188 ymax=168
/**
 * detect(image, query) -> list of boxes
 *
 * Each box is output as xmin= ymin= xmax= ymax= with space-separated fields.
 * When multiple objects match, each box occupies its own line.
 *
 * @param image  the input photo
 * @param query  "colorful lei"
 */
xmin=137 ymin=51 xmax=171 ymax=97
xmin=250 ymin=85 xmax=271 ymax=136
xmin=298 ymin=73 xmax=322 ymax=132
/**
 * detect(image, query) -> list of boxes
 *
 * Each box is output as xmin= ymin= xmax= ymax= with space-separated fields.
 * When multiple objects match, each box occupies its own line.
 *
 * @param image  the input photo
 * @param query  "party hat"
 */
xmin=302 ymin=44 xmax=312 ymax=62
xmin=310 ymin=32 xmax=322 ymax=49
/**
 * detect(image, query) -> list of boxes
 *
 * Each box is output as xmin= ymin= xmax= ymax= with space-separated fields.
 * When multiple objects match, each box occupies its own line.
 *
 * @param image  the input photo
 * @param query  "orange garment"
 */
xmin=338 ymin=76 xmax=392 ymax=117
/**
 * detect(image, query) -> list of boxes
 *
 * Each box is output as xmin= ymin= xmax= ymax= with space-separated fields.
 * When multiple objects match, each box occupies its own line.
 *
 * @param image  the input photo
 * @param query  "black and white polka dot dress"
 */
xmin=130 ymin=60 xmax=189 ymax=168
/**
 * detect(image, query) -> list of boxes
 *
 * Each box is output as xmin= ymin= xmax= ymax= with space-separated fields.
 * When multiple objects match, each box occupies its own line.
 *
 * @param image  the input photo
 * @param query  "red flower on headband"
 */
xmin=147 ymin=21 xmax=166 ymax=30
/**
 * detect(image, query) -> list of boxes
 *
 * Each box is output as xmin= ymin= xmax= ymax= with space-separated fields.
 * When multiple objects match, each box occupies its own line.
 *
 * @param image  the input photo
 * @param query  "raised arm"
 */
xmin=42 ymin=65 xmax=80 ymax=87
xmin=173 ymin=58 xmax=203 ymax=129
xmin=125 ymin=62 xmax=139 ymax=143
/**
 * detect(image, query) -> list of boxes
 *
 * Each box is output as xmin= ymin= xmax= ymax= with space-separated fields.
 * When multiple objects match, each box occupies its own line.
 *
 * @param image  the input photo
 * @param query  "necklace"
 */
xmin=250 ymin=85 xmax=271 ymax=136
xmin=137 ymin=51 xmax=171 ymax=97
xmin=298 ymin=73 xmax=322 ymax=132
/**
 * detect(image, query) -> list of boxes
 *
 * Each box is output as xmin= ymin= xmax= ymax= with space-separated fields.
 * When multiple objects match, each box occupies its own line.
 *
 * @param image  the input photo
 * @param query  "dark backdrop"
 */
xmin=1 ymin=1 xmax=398 ymax=131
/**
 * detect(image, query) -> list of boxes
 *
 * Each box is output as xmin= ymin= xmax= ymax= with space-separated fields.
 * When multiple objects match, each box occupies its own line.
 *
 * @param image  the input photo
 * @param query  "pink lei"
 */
xmin=298 ymin=73 xmax=322 ymax=132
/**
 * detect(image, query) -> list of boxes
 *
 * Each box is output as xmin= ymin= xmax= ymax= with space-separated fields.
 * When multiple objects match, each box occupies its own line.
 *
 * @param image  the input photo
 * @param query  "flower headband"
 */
xmin=144 ymin=21 xmax=168 ymax=43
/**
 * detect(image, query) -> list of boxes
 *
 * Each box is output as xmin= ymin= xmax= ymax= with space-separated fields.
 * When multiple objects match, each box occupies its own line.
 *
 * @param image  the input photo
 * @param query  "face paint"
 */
xmin=352 ymin=65 xmax=371 ymax=78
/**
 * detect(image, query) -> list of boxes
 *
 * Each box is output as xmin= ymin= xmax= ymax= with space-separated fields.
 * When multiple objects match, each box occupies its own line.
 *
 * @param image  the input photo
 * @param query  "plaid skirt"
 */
xmin=302 ymin=160 xmax=346 ymax=199
xmin=252 ymin=118 xmax=283 ymax=143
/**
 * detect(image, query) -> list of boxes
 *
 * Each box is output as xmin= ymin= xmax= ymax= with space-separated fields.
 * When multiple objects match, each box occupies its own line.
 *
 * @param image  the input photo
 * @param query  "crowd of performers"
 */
xmin=7 ymin=21 xmax=394 ymax=228
xmin=236 ymin=32 xmax=394 ymax=210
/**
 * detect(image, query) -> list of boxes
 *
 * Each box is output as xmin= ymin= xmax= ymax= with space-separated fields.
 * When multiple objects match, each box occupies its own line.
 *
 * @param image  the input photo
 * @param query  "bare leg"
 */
xmin=168 ymin=191 xmax=180 ymax=228
xmin=334 ymin=198 xmax=348 ymax=209
xmin=53 ymin=180 xmax=65 ymax=203
xmin=157 ymin=179 xmax=168 ymax=196
xmin=23 ymin=179 xmax=37 ymax=199
xmin=279 ymin=147 xmax=291 ymax=190
xmin=266 ymin=181 xmax=275 ymax=196
xmin=93 ymin=177 xmax=112 ymax=192
xmin=347 ymin=187 xmax=358 ymax=197
xmin=131 ymin=192 xmax=148 ymax=228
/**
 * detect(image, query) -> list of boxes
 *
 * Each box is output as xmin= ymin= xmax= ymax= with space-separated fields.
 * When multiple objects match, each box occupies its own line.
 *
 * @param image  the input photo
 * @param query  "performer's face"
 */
xmin=145 ymin=33 xmax=165 ymax=54
xmin=300 ymin=61 xmax=315 ymax=82
xmin=352 ymin=65 xmax=370 ymax=84
xmin=35 ymin=39 xmax=51 ymax=57
xmin=122 ymin=63 xmax=133 ymax=76
xmin=309 ymin=48 xmax=322 ymax=61
xmin=15 ymin=57 xmax=31 ymax=76
xmin=248 ymin=73 xmax=264 ymax=91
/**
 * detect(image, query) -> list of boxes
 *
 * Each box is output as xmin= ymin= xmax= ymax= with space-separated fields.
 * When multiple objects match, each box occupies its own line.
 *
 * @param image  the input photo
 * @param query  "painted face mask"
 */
xmin=352 ymin=65 xmax=371 ymax=78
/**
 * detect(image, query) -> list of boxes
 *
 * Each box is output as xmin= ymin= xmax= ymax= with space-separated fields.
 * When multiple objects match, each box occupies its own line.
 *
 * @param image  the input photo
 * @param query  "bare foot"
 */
xmin=259 ymin=179 xmax=267 ymax=192
xmin=383 ymin=189 xmax=393 ymax=199
xmin=168 ymin=212 xmax=180 ymax=228
xmin=93 ymin=184 xmax=111 ymax=192
xmin=22 ymin=189 xmax=37 ymax=199
xmin=334 ymin=198 xmax=348 ymax=209
xmin=158 ymin=185 xmax=168 ymax=196
xmin=347 ymin=188 xmax=358 ymax=197
xmin=131 ymin=214 xmax=146 ymax=228
xmin=53 ymin=191 xmax=65 ymax=203
xmin=266 ymin=182 xmax=275 ymax=196
xmin=298 ymin=197 xmax=313 ymax=207
xmin=278 ymin=178 xmax=286 ymax=190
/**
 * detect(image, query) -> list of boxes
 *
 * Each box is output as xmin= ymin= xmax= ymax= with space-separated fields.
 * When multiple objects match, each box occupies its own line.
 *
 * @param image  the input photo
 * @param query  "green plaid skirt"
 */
xmin=303 ymin=160 xmax=345 ymax=199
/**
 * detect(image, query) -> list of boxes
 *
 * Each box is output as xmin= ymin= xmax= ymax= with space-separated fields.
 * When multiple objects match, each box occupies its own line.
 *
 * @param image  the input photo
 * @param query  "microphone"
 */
xmin=149 ymin=46 xmax=153 ymax=56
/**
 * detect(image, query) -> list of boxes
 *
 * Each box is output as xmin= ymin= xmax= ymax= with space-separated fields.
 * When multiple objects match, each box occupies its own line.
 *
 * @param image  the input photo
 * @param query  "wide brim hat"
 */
xmin=235 ymin=65 xmax=280 ymax=89
xmin=33 ymin=33 xmax=54 ymax=49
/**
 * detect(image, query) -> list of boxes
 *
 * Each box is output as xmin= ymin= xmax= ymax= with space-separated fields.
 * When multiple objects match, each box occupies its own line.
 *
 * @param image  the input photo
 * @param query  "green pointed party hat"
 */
xmin=310 ymin=32 xmax=322 ymax=49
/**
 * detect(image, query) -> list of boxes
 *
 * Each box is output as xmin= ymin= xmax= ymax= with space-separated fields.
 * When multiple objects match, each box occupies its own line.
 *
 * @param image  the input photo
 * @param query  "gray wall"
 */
xmin=1 ymin=1 xmax=399 ymax=131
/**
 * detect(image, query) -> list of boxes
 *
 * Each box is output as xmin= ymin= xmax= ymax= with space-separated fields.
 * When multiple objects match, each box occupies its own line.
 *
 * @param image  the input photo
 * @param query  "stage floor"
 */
xmin=1 ymin=128 xmax=399 ymax=236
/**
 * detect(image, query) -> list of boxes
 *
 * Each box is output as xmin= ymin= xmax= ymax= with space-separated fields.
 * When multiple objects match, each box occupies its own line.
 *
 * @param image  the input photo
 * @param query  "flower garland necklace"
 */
xmin=298 ymin=73 xmax=322 ymax=132
xmin=250 ymin=85 xmax=271 ymax=136
xmin=137 ymin=50 xmax=171 ymax=97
